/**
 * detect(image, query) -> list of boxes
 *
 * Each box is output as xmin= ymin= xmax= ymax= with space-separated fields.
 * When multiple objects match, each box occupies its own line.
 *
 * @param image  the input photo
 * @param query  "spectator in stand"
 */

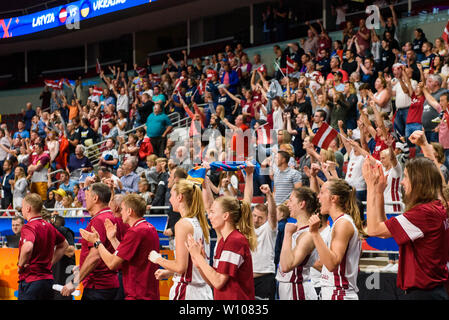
xmin=412 ymin=28 xmax=428 ymax=62
xmin=420 ymin=42 xmax=437 ymax=70
xmin=23 ymin=103 xmax=36 ymax=132
xmin=120 ymin=157 xmax=140 ymax=194
xmin=220 ymin=62 xmax=240 ymax=94
xmin=27 ymin=142 xmax=50 ymax=201
xmin=303 ymin=21 xmax=319 ymax=56
xmin=58 ymin=171 xmax=77 ymax=197
xmin=274 ymin=0 xmax=289 ymax=41
xmin=11 ymin=166 xmax=28 ymax=211
xmin=13 ymin=120 xmax=30 ymax=140
xmin=355 ymin=18 xmax=370 ymax=57
xmin=421 ymin=73 xmax=446 ymax=143
xmin=67 ymin=145 xmax=93 ymax=174
xmin=0 ymin=159 xmax=14 ymax=209
xmin=145 ymin=103 xmax=173 ymax=158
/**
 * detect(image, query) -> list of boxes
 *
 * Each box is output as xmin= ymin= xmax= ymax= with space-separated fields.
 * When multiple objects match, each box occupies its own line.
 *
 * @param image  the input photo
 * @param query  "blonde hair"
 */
xmin=14 ymin=166 xmax=26 ymax=181
xmin=173 ymin=179 xmax=210 ymax=244
xmin=122 ymin=194 xmax=147 ymax=218
xmin=215 ymin=196 xmax=257 ymax=251
xmin=321 ymin=148 xmax=337 ymax=165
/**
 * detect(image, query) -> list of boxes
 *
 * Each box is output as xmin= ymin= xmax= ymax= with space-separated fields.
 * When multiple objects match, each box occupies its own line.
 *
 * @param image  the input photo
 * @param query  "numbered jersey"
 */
xmin=276 ymin=226 xmax=318 ymax=300
xmin=170 ymin=217 xmax=213 ymax=300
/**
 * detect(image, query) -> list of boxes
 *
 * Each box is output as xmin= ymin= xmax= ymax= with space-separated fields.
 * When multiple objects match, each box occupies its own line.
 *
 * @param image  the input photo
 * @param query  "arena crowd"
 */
xmin=4 ymin=2 xmax=449 ymax=301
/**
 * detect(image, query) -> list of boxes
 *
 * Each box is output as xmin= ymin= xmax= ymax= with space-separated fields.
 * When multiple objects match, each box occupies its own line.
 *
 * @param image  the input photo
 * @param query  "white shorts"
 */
xmin=320 ymin=287 xmax=358 ymax=300
xmin=278 ymin=281 xmax=318 ymax=300
xmin=169 ymin=281 xmax=213 ymax=300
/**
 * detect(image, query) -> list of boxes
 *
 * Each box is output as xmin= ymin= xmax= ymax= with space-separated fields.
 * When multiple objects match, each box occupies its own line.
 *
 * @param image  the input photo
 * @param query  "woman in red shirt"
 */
xmin=186 ymin=165 xmax=257 ymax=300
xmin=363 ymin=134 xmax=449 ymax=300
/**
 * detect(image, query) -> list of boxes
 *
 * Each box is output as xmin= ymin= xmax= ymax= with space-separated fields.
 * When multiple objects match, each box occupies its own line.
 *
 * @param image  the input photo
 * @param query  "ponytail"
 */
xmin=328 ymin=179 xmax=367 ymax=238
xmin=347 ymin=186 xmax=367 ymax=238
xmin=236 ymin=200 xmax=258 ymax=251
xmin=216 ymin=196 xmax=257 ymax=251
xmin=174 ymin=179 xmax=210 ymax=244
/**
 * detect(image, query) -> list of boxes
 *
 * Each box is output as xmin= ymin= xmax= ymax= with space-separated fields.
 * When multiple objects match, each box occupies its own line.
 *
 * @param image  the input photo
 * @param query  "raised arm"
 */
xmin=260 ymin=184 xmax=277 ymax=230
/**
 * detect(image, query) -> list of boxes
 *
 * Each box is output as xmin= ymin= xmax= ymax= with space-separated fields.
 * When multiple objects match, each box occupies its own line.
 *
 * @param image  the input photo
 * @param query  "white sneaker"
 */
xmin=380 ymin=263 xmax=393 ymax=272
xmin=432 ymin=116 xmax=442 ymax=123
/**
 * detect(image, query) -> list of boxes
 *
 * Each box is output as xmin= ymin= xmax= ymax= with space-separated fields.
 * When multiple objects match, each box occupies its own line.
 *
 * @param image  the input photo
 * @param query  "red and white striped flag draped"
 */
xmin=443 ymin=20 xmax=449 ymax=44
xmin=92 ymin=86 xmax=103 ymax=96
xmin=150 ymin=73 xmax=161 ymax=83
xmin=286 ymin=56 xmax=295 ymax=74
xmin=311 ymin=122 xmax=338 ymax=150
xmin=197 ymin=79 xmax=207 ymax=96
xmin=44 ymin=79 xmax=63 ymax=90
xmin=173 ymin=76 xmax=185 ymax=93
xmin=136 ymin=67 xmax=147 ymax=77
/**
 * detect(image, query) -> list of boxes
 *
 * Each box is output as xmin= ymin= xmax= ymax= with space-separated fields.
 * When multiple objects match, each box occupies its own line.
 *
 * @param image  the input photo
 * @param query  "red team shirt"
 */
xmin=18 ymin=217 xmax=66 ymax=282
xmin=385 ymin=200 xmax=449 ymax=290
xmin=213 ymin=229 xmax=255 ymax=300
xmin=80 ymin=207 xmax=120 ymax=290
xmin=114 ymin=218 xmax=160 ymax=300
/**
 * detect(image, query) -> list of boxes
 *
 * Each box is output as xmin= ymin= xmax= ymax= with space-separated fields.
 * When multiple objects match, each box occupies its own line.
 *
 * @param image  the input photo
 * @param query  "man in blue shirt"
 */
xmin=13 ymin=121 xmax=30 ymax=140
xmin=119 ymin=158 xmax=140 ymax=194
xmin=146 ymin=103 xmax=173 ymax=157
xmin=58 ymin=171 xmax=77 ymax=197
xmin=23 ymin=102 xmax=36 ymax=132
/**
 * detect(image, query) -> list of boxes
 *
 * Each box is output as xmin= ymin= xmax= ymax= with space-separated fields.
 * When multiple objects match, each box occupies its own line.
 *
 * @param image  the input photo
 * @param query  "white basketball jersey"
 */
xmin=276 ymin=225 xmax=318 ymax=300
xmin=320 ymin=214 xmax=361 ymax=298
xmin=170 ymin=217 xmax=213 ymax=300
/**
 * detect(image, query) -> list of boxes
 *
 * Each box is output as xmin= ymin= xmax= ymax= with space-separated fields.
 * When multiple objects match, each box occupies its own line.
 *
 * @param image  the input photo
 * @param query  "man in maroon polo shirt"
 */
xmin=61 ymin=182 xmax=120 ymax=300
xmin=18 ymin=193 xmax=68 ymax=300
xmin=80 ymin=194 xmax=160 ymax=300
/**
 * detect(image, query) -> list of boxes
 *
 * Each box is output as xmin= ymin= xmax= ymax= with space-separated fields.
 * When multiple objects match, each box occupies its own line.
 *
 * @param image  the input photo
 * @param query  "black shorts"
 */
xmin=254 ymin=273 xmax=276 ymax=300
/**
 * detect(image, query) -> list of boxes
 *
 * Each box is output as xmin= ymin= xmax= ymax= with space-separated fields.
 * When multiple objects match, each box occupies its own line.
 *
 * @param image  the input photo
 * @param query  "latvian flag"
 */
xmin=257 ymin=64 xmax=266 ymax=73
xmin=311 ymin=122 xmax=338 ymax=150
xmin=206 ymin=69 xmax=217 ymax=80
xmin=286 ymin=56 xmax=295 ymax=74
xmin=150 ymin=73 xmax=161 ymax=83
xmin=92 ymin=86 xmax=103 ymax=96
xmin=44 ymin=79 xmax=63 ymax=90
xmin=136 ymin=67 xmax=147 ymax=77
xmin=197 ymin=79 xmax=207 ymax=96
xmin=173 ymin=76 xmax=185 ymax=93
xmin=443 ymin=20 xmax=449 ymax=44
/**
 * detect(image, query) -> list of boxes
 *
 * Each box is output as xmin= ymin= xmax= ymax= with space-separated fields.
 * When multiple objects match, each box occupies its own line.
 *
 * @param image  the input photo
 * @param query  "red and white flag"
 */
xmin=92 ymin=86 xmax=103 ymax=96
xmin=311 ymin=122 xmax=338 ymax=150
xmin=443 ymin=20 xmax=449 ymax=44
xmin=286 ymin=56 xmax=295 ymax=74
xmin=136 ymin=67 xmax=147 ymax=77
xmin=257 ymin=64 xmax=266 ymax=73
xmin=197 ymin=79 xmax=207 ymax=96
xmin=96 ymin=59 xmax=102 ymax=74
xmin=44 ymin=79 xmax=63 ymax=90
xmin=150 ymin=73 xmax=161 ymax=83
xmin=173 ymin=76 xmax=185 ymax=93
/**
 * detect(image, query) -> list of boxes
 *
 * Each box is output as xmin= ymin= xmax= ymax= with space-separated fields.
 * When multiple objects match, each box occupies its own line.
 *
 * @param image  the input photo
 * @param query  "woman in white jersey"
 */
xmin=149 ymin=179 xmax=213 ymax=300
xmin=308 ymin=176 xmax=366 ymax=300
xmin=277 ymin=187 xmax=320 ymax=300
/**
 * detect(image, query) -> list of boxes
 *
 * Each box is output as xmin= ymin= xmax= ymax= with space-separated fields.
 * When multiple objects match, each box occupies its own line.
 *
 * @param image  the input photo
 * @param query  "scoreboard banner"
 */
xmin=0 ymin=0 xmax=157 ymax=40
